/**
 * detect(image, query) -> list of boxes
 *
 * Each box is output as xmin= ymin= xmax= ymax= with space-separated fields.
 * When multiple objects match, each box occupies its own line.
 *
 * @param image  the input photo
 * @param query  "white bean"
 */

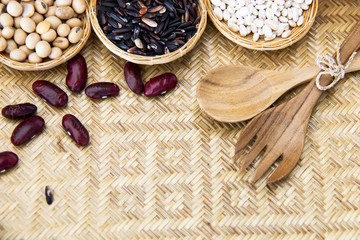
xmin=48 ymin=46 xmax=62 ymax=59
xmin=14 ymin=29 xmax=27 ymax=45
xmin=22 ymin=3 xmax=35 ymax=18
xmin=72 ymin=0 xmax=86 ymax=14
xmin=7 ymin=1 xmax=23 ymax=17
xmin=210 ymin=0 xmax=312 ymax=41
xmin=5 ymin=39 xmax=17 ymax=54
xmin=0 ymin=13 xmax=14 ymax=27
xmin=282 ymin=29 xmax=291 ymax=38
xmin=0 ymin=37 xmax=6 ymax=52
xmin=10 ymin=49 xmax=27 ymax=61
xmin=28 ymin=52 xmax=42 ymax=63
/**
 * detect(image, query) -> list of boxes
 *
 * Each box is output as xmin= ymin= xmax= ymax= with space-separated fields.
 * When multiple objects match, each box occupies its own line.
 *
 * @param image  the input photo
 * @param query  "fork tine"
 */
xmin=252 ymin=151 xmax=281 ymax=182
xmin=240 ymin=137 xmax=267 ymax=171
xmin=267 ymin=143 xmax=304 ymax=183
xmin=234 ymin=115 xmax=266 ymax=160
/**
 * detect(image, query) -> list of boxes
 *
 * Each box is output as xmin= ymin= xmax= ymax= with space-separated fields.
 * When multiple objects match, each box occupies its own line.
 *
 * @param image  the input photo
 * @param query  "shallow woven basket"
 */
xmin=206 ymin=0 xmax=318 ymax=50
xmin=89 ymin=0 xmax=207 ymax=65
xmin=0 ymin=2 xmax=91 ymax=71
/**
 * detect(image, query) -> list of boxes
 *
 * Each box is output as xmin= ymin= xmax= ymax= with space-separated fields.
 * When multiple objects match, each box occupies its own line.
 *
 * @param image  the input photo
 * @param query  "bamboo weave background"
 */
xmin=0 ymin=0 xmax=360 ymax=239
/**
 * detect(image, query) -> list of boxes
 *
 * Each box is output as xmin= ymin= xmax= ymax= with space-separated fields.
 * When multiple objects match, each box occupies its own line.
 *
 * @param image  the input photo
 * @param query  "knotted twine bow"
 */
xmin=316 ymin=43 xmax=357 ymax=91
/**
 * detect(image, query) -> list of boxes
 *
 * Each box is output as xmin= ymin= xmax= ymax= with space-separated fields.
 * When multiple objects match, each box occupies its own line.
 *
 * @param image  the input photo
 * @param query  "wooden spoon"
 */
xmin=197 ymin=53 xmax=360 ymax=123
xmin=235 ymin=20 xmax=360 ymax=183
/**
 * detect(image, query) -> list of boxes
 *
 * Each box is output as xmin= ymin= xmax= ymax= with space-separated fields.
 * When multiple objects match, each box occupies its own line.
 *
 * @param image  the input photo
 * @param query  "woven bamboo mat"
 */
xmin=0 ymin=0 xmax=360 ymax=239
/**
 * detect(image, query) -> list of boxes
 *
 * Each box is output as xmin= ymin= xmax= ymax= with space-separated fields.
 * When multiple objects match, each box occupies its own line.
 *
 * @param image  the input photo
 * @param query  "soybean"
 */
xmin=34 ymin=0 xmax=48 ymax=15
xmin=14 ymin=16 xmax=21 ymax=28
xmin=0 ymin=13 xmax=14 ymax=27
xmin=57 ymin=23 xmax=70 ymax=37
xmin=35 ymin=40 xmax=51 ymax=58
xmin=1 ymin=26 xmax=14 ymax=39
xmin=19 ymin=45 xmax=32 ymax=55
xmin=45 ymin=15 xmax=61 ymax=29
xmin=22 ymin=3 xmax=35 ymax=18
xmin=0 ymin=37 xmax=6 ymax=51
xmin=41 ymin=28 xmax=56 ymax=42
xmin=66 ymin=18 xmax=81 ymax=28
xmin=45 ymin=6 xmax=56 ymax=17
xmin=52 ymin=36 xmax=68 ymax=49
xmin=25 ymin=32 xmax=41 ymax=49
xmin=6 ymin=1 xmax=23 ymax=17
xmin=28 ymin=52 xmax=42 ymax=63
xmin=56 ymin=0 xmax=72 ymax=7
xmin=55 ymin=6 xmax=74 ymax=20
xmin=43 ymin=0 xmax=53 ymax=7
xmin=20 ymin=17 xmax=36 ymax=33
xmin=31 ymin=12 xmax=44 ymax=24
xmin=48 ymin=46 xmax=62 ymax=59
xmin=36 ymin=20 xmax=51 ymax=34
xmin=72 ymin=0 xmax=85 ymax=14
xmin=9 ymin=49 xmax=27 ymax=61
xmin=14 ymin=28 xmax=27 ymax=45
xmin=5 ymin=39 xmax=16 ymax=53
xmin=68 ymin=26 xmax=82 ymax=43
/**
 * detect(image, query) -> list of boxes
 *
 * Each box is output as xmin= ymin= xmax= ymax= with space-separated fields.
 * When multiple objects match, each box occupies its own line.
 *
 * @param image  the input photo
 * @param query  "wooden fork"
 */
xmin=235 ymin=20 xmax=360 ymax=184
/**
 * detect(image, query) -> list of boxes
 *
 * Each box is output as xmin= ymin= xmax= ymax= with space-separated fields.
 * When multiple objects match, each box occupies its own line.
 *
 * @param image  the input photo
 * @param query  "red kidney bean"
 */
xmin=33 ymin=80 xmax=68 ymax=108
xmin=66 ymin=54 xmax=88 ymax=93
xmin=11 ymin=116 xmax=45 ymax=146
xmin=85 ymin=82 xmax=120 ymax=99
xmin=2 ymin=103 xmax=37 ymax=120
xmin=144 ymin=73 xmax=178 ymax=97
xmin=62 ymin=114 xmax=89 ymax=146
xmin=0 ymin=151 xmax=18 ymax=172
xmin=124 ymin=62 xmax=144 ymax=94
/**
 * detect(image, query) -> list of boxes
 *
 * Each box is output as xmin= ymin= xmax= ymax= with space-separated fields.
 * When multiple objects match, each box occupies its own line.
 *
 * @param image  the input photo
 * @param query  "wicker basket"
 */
xmin=206 ymin=0 xmax=318 ymax=50
xmin=89 ymin=0 xmax=207 ymax=65
xmin=0 ymin=3 xmax=91 ymax=71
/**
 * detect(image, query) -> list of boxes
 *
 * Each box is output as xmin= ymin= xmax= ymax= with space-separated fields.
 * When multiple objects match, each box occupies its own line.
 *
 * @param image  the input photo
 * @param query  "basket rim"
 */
xmin=0 ymin=2 xmax=91 ymax=71
xmin=206 ymin=0 xmax=318 ymax=51
xmin=89 ymin=0 xmax=207 ymax=65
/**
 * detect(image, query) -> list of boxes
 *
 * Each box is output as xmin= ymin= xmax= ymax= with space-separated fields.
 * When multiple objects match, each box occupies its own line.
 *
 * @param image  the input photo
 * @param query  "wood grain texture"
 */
xmin=236 ymin=19 xmax=360 ymax=183
xmin=0 ymin=0 xmax=359 ymax=239
xmin=197 ymin=53 xmax=360 ymax=122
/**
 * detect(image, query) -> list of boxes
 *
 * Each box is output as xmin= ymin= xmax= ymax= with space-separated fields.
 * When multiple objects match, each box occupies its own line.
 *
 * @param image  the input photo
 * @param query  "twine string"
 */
xmin=315 ymin=43 xmax=357 ymax=91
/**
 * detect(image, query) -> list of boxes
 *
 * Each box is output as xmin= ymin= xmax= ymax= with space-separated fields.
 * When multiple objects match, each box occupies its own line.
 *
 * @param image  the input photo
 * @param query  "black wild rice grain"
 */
xmin=98 ymin=0 xmax=199 ymax=56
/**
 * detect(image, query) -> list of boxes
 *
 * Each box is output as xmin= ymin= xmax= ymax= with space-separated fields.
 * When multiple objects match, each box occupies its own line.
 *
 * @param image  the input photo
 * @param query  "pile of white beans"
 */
xmin=211 ymin=0 xmax=313 ymax=41
xmin=0 ymin=0 xmax=86 ymax=63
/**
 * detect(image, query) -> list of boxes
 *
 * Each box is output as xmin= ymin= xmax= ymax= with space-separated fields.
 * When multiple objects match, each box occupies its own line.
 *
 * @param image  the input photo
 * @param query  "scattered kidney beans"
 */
xmin=32 ymin=80 xmax=68 ymax=108
xmin=85 ymin=82 xmax=120 ymax=99
xmin=66 ymin=54 xmax=88 ymax=93
xmin=144 ymin=73 xmax=178 ymax=97
xmin=124 ymin=62 xmax=144 ymax=94
xmin=11 ymin=116 xmax=45 ymax=146
xmin=62 ymin=114 xmax=90 ymax=146
xmin=45 ymin=185 xmax=54 ymax=205
xmin=2 ymin=103 xmax=37 ymax=120
xmin=0 ymin=151 xmax=19 ymax=172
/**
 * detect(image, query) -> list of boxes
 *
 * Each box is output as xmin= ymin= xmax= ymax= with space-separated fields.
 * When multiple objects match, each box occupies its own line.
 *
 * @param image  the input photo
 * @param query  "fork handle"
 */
xmin=292 ymin=20 xmax=360 ymax=119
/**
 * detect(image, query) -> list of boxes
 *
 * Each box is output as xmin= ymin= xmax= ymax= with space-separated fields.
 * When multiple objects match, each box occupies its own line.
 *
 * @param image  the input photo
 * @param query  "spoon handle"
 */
xmin=290 ymin=20 xmax=360 ymax=119
xmin=263 ymin=52 xmax=360 ymax=98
